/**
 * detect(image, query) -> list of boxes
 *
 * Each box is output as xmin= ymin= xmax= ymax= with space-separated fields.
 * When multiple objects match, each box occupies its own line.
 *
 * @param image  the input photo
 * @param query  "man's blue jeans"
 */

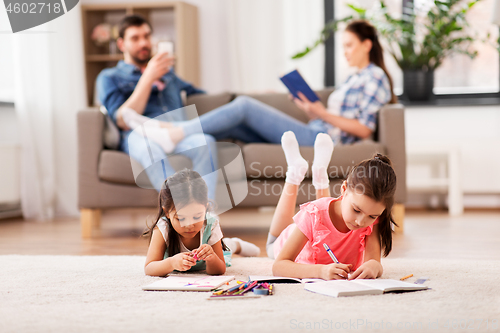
xmin=121 ymin=131 xmax=218 ymax=200
xmin=180 ymin=96 xmax=330 ymax=145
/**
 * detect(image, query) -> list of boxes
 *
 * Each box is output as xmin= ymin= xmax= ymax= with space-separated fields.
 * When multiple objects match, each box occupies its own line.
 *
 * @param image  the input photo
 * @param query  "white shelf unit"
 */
xmin=407 ymin=144 xmax=463 ymax=216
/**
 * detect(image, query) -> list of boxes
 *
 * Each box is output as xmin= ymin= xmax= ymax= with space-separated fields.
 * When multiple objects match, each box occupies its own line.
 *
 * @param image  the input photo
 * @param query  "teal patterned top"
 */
xmin=158 ymin=213 xmax=231 ymax=270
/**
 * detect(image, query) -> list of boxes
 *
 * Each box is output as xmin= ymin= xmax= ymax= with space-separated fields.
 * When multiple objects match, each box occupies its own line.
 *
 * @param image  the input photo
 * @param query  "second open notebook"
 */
xmin=248 ymin=275 xmax=324 ymax=284
xmin=142 ymin=275 xmax=235 ymax=291
xmin=304 ymin=279 xmax=429 ymax=297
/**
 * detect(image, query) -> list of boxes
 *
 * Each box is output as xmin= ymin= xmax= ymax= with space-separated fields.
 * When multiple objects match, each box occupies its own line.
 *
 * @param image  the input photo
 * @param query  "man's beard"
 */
xmin=131 ymin=47 xmax=151 ymax=65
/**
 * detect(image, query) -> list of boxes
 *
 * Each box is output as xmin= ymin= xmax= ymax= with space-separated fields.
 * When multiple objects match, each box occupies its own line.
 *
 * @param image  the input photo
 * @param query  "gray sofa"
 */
xmin=78 ymin=89 xmax=406 ymax=237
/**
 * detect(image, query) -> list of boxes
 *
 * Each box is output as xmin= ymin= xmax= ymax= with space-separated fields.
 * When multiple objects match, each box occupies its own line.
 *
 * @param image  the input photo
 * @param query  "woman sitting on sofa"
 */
xmin=156 ymin=20 xmax=397 ymax=149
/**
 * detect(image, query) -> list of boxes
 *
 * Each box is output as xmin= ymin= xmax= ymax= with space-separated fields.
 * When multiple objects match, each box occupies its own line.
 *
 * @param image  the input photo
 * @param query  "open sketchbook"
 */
xmin=305 ymin=279 xmax=429 ymax=297
xmin=142 ymin=275 xmax=235 ymax=291
xmin=249 ymin=275 xmax=324 ymax=284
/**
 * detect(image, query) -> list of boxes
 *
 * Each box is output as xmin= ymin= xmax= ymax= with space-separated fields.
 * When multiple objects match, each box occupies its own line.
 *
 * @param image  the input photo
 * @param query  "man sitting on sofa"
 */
xmin=96 ymin=15 xmax=218 ymax=198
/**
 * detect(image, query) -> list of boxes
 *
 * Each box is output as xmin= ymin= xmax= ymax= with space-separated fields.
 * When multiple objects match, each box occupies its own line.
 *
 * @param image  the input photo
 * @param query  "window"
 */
xmin=428 ymin=0 xmax=499 ymax=94
xmin=326 ymin=0 xmax=500 ymax=98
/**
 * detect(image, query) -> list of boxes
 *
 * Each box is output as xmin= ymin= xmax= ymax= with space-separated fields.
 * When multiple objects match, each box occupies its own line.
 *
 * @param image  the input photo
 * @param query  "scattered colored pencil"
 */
xmin=210 ymin=280 xmax=273 ymax=298
xmin=400 ymin=274 xmax=413 ymax=281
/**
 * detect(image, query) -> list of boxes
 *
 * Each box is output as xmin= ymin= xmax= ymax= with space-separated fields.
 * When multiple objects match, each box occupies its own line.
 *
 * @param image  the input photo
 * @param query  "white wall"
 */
xmin=186 ymin=0 xmax=232 ymax=93
xmin=224 ymin=0 xmax=324 ymax=92
xmin=405 ymin=105 xmax=500 ymax=207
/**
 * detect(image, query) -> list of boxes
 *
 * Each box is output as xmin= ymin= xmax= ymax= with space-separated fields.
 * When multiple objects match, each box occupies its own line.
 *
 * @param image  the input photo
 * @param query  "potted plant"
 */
xmin=293 ymin=0 xmax=499 ymax=101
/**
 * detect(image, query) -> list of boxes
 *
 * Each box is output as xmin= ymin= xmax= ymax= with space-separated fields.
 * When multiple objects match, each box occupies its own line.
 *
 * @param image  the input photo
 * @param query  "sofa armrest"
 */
xmin=77 ymin=109 xmax=105 ymax=208
xmin=378 ymin=104 xmax=407 ymax=204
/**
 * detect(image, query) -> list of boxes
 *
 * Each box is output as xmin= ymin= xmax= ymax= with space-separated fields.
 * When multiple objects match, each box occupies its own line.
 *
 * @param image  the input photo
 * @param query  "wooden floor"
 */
xmin=1 ymin=208 xmax=499 ymax=260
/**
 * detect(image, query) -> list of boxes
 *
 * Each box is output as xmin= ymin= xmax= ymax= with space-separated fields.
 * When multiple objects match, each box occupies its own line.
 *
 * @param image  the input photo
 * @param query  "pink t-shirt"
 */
xmin=273 ymin=196 xmax=378 ymax=270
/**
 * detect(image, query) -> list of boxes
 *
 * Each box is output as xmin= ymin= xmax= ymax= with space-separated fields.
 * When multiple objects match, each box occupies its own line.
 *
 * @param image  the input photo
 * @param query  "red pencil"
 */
xmin=238 ymin=281 xmax=258 ymax=295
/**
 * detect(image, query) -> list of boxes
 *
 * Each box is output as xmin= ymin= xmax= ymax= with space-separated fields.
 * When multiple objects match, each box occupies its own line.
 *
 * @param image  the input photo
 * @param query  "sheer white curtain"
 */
xmin=12 ymin=32 xmax=54 ymax=220
xmin=11 ymin=7 xmax=86 ymax=219
xmin=225 ymin=0 xmax=325 ymax=93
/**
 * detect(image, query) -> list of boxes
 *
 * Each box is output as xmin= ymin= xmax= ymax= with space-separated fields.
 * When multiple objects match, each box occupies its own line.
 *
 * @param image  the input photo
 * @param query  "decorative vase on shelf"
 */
xmin=91 ymin=23 xmax=111 ymax=53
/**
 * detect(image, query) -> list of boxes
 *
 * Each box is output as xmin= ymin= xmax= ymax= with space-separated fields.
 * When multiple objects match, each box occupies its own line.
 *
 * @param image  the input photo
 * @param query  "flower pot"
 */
xmin=403 ymin=70 xmax=434 ymax=101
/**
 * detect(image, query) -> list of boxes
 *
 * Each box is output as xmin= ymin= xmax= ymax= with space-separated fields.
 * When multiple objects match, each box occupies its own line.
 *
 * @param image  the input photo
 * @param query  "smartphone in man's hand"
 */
xmin=158 ymin=41 xmax=174 ymax=55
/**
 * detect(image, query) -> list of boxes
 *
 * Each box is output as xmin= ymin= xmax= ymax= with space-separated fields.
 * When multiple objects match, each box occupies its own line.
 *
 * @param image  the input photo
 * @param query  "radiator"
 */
xmin=0 ymin=144 xmax=21 ymax=218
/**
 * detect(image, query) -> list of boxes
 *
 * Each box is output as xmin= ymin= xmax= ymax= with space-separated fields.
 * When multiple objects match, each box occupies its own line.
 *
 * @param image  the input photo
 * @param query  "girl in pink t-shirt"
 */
xmin=267 ymin=131 xmax=397 ymax=280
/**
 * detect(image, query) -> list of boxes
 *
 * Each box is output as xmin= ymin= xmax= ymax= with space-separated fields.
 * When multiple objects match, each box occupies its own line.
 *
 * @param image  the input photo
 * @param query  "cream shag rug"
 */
xmin=1 ymin=255 xmax=499 ymax=333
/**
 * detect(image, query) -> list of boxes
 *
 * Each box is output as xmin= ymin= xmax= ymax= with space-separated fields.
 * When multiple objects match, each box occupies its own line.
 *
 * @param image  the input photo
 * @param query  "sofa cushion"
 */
xmin=185 ymin=92 xmax=234 ymax=117
xmin=97 ymin=143 xmax=245 ymax=186
xmin=98 ymin=150 xmax=192 ymax=186
xmin=243 ymin=141 xmax=386 ymax=180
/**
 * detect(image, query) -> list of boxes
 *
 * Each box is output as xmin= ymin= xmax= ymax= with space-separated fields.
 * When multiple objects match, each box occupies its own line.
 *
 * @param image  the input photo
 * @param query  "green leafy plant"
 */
xmin=293 ymin=0 xmax=499 ymax=71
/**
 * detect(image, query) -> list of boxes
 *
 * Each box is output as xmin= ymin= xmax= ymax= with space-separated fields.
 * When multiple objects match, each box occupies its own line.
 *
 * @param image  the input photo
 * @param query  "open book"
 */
xmin=249 ymin=275 xmax=324 ymax=284
xmin=305 ymin=279 xmax=428 ymax=297
xmin=280 ymin=69 xmax=320 ymax=102
xmin=142 ymin=275 xmax=235 ymax=291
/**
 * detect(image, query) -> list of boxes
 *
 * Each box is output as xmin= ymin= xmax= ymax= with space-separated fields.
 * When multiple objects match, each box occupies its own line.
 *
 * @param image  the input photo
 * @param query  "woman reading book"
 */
xmin=149 ymin=20 xmax=397 ymax=150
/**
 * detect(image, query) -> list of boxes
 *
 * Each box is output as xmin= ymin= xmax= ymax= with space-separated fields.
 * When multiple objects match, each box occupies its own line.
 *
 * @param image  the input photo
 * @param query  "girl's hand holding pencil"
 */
xmin=171 ymin=253 xmax=197 ymax=271
xmin=321 ymin=243 xmax=352 ymax=280
xmin=320 ymin=263 xmax=353 ymax=280
xmin=191 ymin=244 xmax=216 ymax=262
